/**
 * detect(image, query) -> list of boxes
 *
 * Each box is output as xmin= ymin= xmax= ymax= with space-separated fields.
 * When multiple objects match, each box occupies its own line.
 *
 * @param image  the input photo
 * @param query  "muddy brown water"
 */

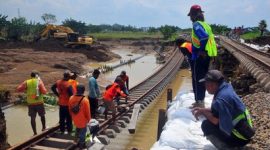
xmin=4 ymin=49 xmax=163 ymax=146
xmin=125 ymin=69 xmax=191 ymax=150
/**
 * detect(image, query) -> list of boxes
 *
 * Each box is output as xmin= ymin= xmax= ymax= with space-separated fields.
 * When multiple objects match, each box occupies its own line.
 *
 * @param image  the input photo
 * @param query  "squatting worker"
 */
xmin=103 ymin=77 xmax=128 ymax=123
xmin=16 ymin=70 xmax=47 ymax=135
xmin=88 ymin=69 xmax=101 ymax=118
xmin=192 ymin=70 xmax=255 ymax=149
xmin=69 ymin=84 xmax=90 ymax=149
xmin=51 ymin=70 xmax=73 ymax=134
xmin=188 ymin=5 xmax=217 ymax=108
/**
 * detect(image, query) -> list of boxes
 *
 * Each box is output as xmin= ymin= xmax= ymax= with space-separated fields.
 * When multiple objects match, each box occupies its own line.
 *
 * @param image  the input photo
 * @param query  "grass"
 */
xmin=90 ymin=32 xmax=163 ymax=40
xmin=241 ymin=31 xmax=260 ymax=40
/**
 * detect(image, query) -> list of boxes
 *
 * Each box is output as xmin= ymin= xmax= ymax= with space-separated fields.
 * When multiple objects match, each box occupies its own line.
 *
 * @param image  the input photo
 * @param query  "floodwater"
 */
xmin=4 ymin=105 xmax=59 ymax=145
xmin=90 ymin=49 xmax=162 ymax=87
xmin=4 ymin=48 xmax=162 ymax=146
xmin=126 ymin=69 xmax=192 ymax=150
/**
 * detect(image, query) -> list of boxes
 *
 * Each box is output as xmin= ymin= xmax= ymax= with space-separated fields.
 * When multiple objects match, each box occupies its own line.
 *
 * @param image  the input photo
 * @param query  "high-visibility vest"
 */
xmin=26 ymin=78 xmax=44 ymax=105
xmin=231 ymin=109 xmax=253 ymax=140
xmin=191 ymin=21 xmax=217 ymax=57
xmin=180 ymin=42 xmax=192 ymax=53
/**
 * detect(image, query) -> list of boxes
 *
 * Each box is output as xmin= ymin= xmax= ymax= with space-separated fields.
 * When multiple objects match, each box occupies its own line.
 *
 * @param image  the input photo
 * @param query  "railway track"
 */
xmin=220 ymin=36 xmax=270 ymax=92
xmin=10 ymin=49 xmax=184 ymax=150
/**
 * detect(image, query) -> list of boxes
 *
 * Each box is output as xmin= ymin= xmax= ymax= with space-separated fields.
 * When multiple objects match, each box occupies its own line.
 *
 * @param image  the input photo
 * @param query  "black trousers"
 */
xmin=192 ymin=56 xmax=210 ymax=101
xmin=201 ymin=120 xmax=250 ymax=147
xmin=59 ymin=105 xmax=72 ymax=133
xmin=89 ymin=97 xmax=98 ymax=118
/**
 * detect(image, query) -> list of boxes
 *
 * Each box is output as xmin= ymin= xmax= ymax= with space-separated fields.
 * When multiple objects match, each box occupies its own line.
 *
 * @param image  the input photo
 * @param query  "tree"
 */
xmin=258 ymin=20 xmax=267 ymax=36
xmin=0 ymin=14 xmax=9 ymax=31
xmin=159 ymin=25 xmax=178 ymax=39
xmin=210 ymin=24 xmax=231 ymax=35
xmin=62 ymin=18 xmax=87 ymax=34
xmin=7 ymin=17 xmax=28 ymax=41
xmin=41 ymin=13 xmax=57 ymax=24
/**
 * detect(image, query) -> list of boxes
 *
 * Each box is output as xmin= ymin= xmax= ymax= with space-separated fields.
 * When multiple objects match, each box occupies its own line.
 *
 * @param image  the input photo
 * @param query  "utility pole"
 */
xmin=17 ymin=8 xmax=21 ymax=18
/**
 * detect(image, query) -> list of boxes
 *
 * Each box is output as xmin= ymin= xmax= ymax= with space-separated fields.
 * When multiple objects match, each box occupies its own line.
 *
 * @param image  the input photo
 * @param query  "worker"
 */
xmin=192 ymin=70 xmax=255 ymax=149
xmin=16 ymin=70 xmax=47 ymax=135
xmin=103 ymin=77 xmax=128 ymax=123
xmin=88 ymin=69 xmax=101 ymax=119
xmin=51 ymin=70 xmax=73 ymax=134
xmin=68 ymin=72 xmax=79 ymax=95
xmin=69 ymin=84 xmax=90 ymax=149
xmin=174 ymin=38 xmax=192 ymax=65
xmin=115 ymin=70 xmax=129 ymax=104
xmin=188 ymin=5 xmax=217 ymax=108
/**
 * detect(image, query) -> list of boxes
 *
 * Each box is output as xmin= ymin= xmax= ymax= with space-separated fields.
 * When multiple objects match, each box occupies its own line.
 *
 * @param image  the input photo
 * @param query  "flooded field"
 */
xmin=4 ymin=48 xmax=162 ymax=146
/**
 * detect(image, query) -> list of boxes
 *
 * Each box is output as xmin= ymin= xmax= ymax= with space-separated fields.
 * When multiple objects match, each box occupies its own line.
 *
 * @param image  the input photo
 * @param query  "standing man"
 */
xmin=192 ymin=70 xmax=254 ymax=149
xmin=51 ymin=70 xmax=73 ymax=134
xmin=69 ymin=84 xmax=90 ymax=149
xmin=188 ymin=5 xmax=217 ymax=107
xmin=16 ymin=70 xmax=47 ymax=135
xmin=88 ymin=69 xmax=101 ymax=118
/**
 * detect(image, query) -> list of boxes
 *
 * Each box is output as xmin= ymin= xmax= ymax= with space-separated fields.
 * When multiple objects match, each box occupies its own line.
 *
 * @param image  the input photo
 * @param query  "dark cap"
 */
xmin=199 ymin=70 xmax=224 ymax=83
xmin=188 ymin=5 xmax=204 ymax=16
xmin=76 ymin=84 xmax=85 ymax=95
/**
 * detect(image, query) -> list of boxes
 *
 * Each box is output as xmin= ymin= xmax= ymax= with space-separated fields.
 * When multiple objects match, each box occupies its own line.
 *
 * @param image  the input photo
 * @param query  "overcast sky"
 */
xmin=1 ymin=0 xmax=269 ymax=29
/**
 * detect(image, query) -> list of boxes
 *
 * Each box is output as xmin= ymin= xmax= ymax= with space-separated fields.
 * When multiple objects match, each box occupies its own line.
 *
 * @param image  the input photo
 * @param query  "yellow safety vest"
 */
xmin=231 ymin=109 xmax=253 ymax=140
xmin=191 ymin=21 xmax=217 ymax=57
xmin=26 ymin=78 xmax=44 ymax=105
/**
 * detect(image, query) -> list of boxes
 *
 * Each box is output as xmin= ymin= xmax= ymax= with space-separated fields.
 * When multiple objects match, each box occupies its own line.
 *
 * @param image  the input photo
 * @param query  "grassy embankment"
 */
xmin=241 ymin=31 xmax=260 ymax=40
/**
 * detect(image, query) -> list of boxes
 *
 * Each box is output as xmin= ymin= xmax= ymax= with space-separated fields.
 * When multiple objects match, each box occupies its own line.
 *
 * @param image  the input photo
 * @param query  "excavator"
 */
xmin=36 ymin=24 xmax=94 ymax=48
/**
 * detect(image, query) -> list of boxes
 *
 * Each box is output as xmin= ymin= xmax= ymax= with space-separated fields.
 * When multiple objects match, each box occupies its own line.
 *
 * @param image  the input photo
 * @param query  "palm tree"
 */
xmin=258 ymin=20 xmax=267 ymax=36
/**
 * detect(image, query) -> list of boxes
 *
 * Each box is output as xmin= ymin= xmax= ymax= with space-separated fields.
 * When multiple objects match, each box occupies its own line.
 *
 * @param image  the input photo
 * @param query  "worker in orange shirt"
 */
xmin=103 ymin=77 xmax=128 ymax=123
xmin=69 ymin=72 xmax=79 ymax=95
xmin=115 ymin=70 xmax=129 ymax=105
xmin=51 ymin=70 xmax=73 ymax=134
xmin=69 ymin=84 xmax=90 ymax=149
xmin=16 ymin=70 xmax=47 ymax=135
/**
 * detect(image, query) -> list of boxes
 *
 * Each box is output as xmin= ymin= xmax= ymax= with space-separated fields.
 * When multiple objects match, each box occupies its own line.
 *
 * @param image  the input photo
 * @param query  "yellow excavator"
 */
xmin=36 ymin=24 xmax=94 ymax=48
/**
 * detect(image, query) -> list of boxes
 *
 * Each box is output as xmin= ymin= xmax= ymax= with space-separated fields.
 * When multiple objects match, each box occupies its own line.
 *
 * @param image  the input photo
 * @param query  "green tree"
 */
xmin=210 ymin=24 xmax=231 ymax=34
xmin=159 ymin=25 xmax=178 ymax=40
xmin=0 ymin=14 xmax=9 ymax=32
xmin=258 ymin=20 xmax=267 ymax=36
xmin=41 ymin=13 xmax=57 ymax=24
xmin=7 ymin=17 xmax=28 ymax=41
xmin=62 ymin=18 xmax=87 ymax=34
xmin=148 ymin=27 xmax=158 ymax=33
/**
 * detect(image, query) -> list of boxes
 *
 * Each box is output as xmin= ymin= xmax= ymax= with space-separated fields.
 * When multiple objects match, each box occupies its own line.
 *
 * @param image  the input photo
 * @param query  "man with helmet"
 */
xmin=188 ymin=5 xmax=217 ymax=108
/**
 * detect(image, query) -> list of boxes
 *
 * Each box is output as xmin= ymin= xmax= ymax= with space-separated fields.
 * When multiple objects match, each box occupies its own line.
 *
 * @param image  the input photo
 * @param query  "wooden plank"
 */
xmin=128 ymin=104 xmax=141 ymax=134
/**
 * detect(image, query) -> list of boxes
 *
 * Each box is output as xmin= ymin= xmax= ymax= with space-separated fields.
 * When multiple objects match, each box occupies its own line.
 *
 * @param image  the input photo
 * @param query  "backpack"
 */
xmin=71 ymin=96 xmax=85 ymax=114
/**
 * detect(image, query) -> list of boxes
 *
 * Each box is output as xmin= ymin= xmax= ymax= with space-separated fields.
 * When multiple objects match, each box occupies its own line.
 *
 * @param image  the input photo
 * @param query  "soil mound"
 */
xmin=0 ymin=39 xmax=113 ymax=61
xmin=246 ymin=36 xmax=270 ymax=46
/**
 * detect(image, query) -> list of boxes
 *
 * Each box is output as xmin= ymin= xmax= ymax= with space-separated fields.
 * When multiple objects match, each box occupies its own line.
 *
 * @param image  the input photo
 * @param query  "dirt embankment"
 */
xmin=245 ymin=36 xmax=270 ymax=46
xmin=0 ymin=38 xmax=161 ymax=100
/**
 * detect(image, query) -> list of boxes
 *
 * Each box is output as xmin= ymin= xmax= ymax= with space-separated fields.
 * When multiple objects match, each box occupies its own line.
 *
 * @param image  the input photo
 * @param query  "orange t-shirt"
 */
xmin=56 ymin=80 xmax=71 ymax=106
xmin=69 ymin=96 xmax=91 ymax=128
xmin=68 ymin=79 xmax=78 ymax=95
xmin=103 ymin=83 xmax=126 ymax=102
